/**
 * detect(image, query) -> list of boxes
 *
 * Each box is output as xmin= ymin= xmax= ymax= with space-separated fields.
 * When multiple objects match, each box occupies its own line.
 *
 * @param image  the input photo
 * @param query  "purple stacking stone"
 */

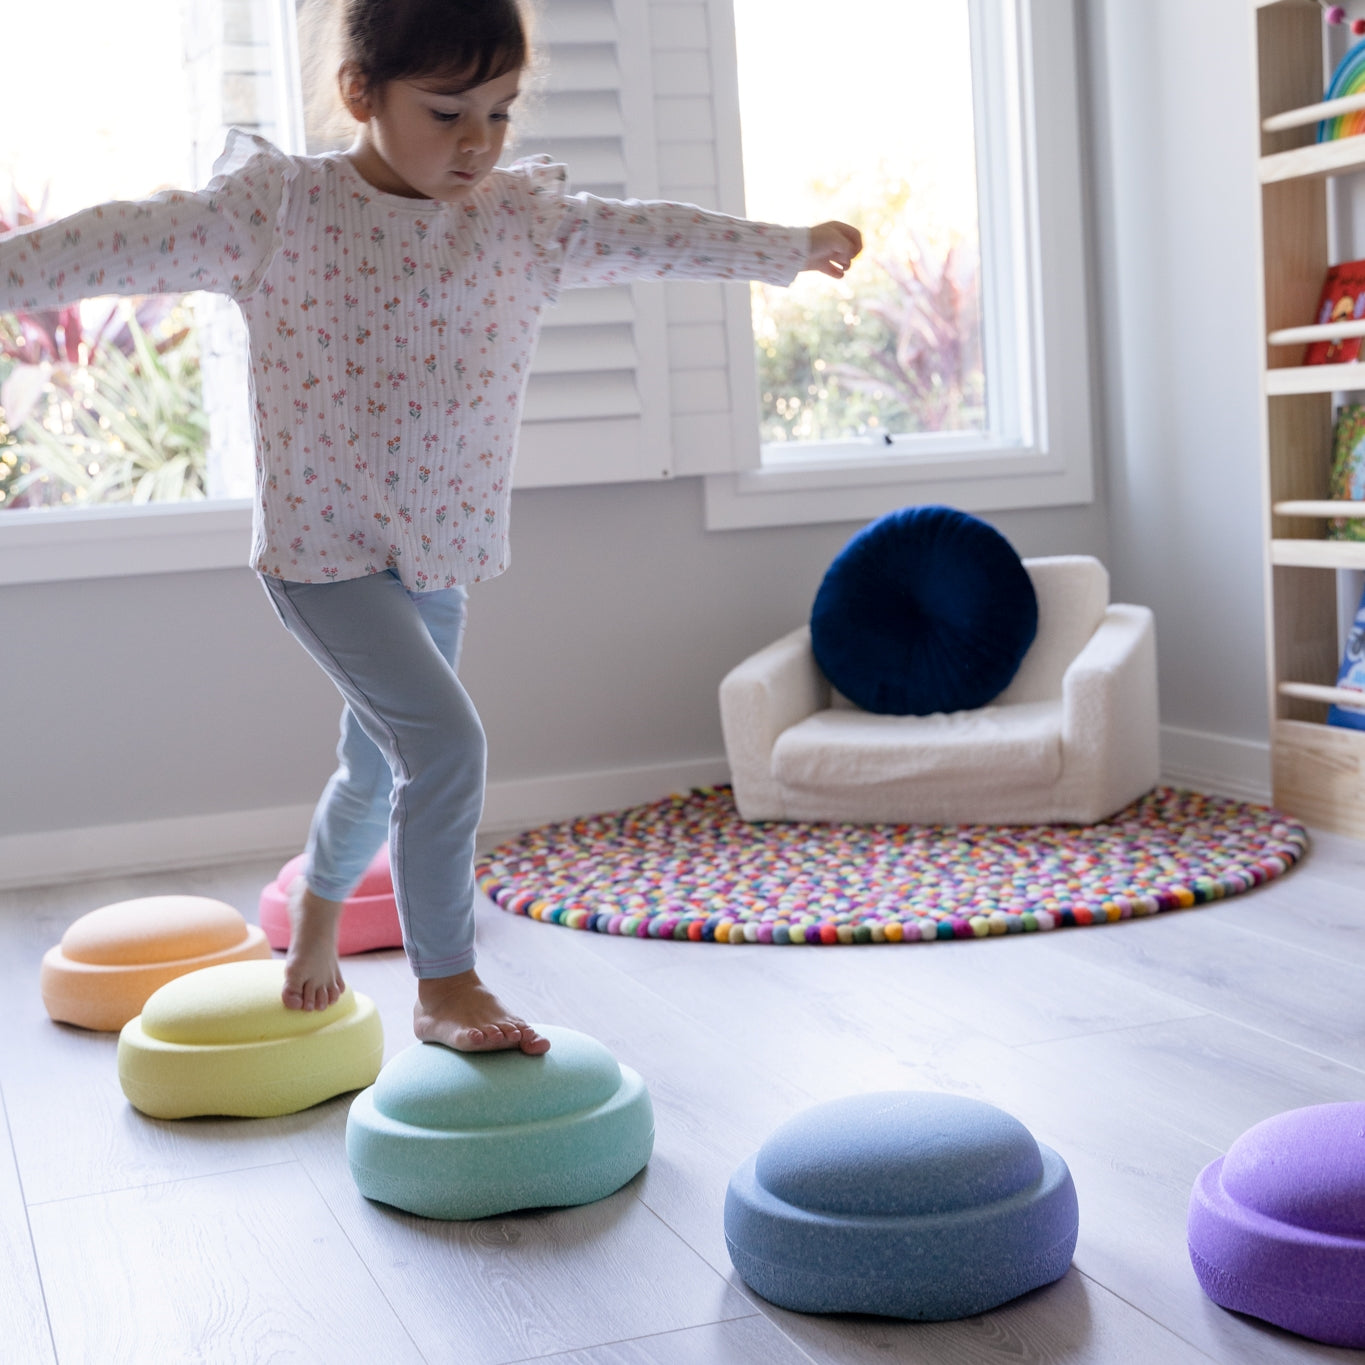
xmin=1187 ymin=1102 xmax=1365 ymax=1348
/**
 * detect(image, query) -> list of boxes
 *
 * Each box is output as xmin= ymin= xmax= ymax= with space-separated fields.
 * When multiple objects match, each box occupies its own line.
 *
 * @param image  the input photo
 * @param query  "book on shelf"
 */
xmin=1328 ymin=580 xmax=1365 ymax=732
xmin=1304 ymin=259 xmax=1365 ymax=364
xmin=1328 ymin=405 xmax=1365 ymax=542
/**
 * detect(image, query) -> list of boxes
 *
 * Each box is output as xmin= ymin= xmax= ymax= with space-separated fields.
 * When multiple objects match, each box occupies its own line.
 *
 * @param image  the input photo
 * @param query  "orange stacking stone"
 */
xmin=40 ymin=896 xmax=272 ymax=1032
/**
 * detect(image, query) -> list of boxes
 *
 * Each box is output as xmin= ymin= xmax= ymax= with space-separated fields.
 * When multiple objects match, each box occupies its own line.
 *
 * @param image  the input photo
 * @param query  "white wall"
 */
xmin=1082 ymin=0 xmax=1271 ymax=795
xmin=0 ymin=480 xmax=1104 ymax=876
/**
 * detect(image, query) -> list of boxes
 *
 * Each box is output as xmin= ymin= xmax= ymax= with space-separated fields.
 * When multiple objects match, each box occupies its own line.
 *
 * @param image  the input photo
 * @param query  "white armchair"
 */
xmin=719 ymin=556 xmax=1159 ymax=826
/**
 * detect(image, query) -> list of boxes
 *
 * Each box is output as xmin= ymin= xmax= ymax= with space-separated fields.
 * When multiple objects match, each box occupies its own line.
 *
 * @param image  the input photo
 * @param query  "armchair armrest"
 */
xmin=719 ymin=626 xmax=831 ymax=819
xmin=1060 ymin=604 xmax=1161 ymax=813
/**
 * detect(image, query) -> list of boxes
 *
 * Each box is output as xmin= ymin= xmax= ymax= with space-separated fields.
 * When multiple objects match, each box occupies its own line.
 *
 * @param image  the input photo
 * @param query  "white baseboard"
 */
xmin=0 ymin=757 xmax=733 ymax=892
xmin=477 ymin=756 xmax=731 ymax=841
xmin=1159 ymin=724 xmax=1271 ymax=804
xmin=0 ymin=734 xmax=1274 ymax=893
xmin=0 ymin=803 xmax=317 ymax=894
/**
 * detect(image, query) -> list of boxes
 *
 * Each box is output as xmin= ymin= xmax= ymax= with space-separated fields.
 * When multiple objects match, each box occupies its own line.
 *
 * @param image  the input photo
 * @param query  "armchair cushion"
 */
xmin=773 ymin=700 xmax=1063 ymax=789
xmin=810 ymin=505 xmax=1038 ymax=717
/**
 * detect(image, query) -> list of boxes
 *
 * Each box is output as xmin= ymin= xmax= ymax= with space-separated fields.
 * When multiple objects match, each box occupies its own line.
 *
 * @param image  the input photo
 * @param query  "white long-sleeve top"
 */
xmin=0 ymin=131 xmax=808 ymax=588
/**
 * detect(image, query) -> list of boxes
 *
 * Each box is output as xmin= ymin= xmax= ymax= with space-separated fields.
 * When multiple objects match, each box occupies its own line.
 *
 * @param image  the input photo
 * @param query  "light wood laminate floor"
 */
xmin=2 ymin=818 xmax=1364 ymax=1364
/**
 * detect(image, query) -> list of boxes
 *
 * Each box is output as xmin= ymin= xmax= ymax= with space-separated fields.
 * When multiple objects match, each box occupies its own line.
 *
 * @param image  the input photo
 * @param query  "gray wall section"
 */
xmin=1 ymin=479 xmax=1105 ymax=837
xmin=1082 ymin=0 xmax=1269 ymax=743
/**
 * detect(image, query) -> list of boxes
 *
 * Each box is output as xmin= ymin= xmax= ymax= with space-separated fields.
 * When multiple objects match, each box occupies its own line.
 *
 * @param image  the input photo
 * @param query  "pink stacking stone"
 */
xmin=1188 ymin=1102 xmax=1365 ymax=1348
xmin=258 ymin=847 xmax=402 ymax=955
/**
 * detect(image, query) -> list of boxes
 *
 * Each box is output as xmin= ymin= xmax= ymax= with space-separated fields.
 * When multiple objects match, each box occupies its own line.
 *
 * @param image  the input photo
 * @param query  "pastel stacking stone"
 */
xmin=117 ymin=959 xmax=383 ymax=1119
xmin=1188 ymin=1102 xmax=1365 ymax=1348
xmin=346 ymin=1026 xmax=653 ymax=1219
xmin=725 ymin=1091 xmax=1079 ymax=1319
xmin=40 ymin=895 xmax=271 ymax=1032
xmin=258 ymin=847 xmax=402 ymax=955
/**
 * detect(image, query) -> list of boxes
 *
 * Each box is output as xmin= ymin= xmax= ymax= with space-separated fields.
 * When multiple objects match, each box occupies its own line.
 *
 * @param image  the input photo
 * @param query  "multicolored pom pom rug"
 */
xmin=476 ymin=786 xmax=1307 ymax=946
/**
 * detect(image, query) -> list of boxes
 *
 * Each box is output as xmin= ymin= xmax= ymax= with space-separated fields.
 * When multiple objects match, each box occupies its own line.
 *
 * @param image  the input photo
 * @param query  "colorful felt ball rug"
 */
xmin=475 ymin=786 xmax=1307 ymax=945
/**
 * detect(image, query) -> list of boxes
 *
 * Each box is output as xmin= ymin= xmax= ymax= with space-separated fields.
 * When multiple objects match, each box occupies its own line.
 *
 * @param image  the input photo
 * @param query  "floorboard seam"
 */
xmin=494 ymin=1311 xmax=811 ymax=1365
xmin=295 ymin=1154 xmax=433 ymax=1364
xmin=1 ymin=1082 xmax=60 ymax=1365
xmin=1072 ymin=1267 xmax=1224 ymax=1364
xmin=22 ymin=1156 xmax=301 ymax=1209
xmin=622 ymin=1189 xmax=825 ymax=1363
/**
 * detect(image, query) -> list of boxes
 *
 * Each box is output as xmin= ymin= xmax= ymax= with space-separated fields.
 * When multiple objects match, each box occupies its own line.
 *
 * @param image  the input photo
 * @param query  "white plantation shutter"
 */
xmin=185 ymin=0 xmax=703 ymax=496
xmin=511 ymin=0 xmax=674 ymax=486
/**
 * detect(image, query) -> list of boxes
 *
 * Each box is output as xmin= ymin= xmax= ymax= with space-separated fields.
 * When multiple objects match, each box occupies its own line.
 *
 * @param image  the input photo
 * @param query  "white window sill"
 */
xmin=703 ymin=444 xmax=1094 ymax=530
xmin=0 ymin=500 xmax=254 ymax=587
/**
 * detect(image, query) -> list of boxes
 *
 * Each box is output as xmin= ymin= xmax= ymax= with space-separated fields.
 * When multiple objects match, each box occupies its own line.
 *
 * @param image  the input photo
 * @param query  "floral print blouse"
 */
xmin=0 ymin=131 xmax=809 ymax=588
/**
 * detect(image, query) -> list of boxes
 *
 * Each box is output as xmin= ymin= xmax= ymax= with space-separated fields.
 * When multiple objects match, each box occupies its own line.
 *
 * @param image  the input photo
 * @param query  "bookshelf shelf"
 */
xmin=1277 ymin=680 xmax=1363 ymax=706
xmin=1270 ymin=538 xmax=1365 ymax=569
xmin=1258 ymin=132 xmax=1365 ymax=183
xmin=1264 ymin=362 xmax=1365 ymax=394
xmin=1272 ymin=499 xmax=1365 ymax=517
xmin=1254 ymin=0 xmax=1365 ymax=837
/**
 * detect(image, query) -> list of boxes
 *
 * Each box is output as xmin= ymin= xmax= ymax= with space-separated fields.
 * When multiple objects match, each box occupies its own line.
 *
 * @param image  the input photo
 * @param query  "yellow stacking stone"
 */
xmin=118 ymin=959 xmax=384 ymax=1119
xmin=40 ymin=895 xmax=272 ymax=1032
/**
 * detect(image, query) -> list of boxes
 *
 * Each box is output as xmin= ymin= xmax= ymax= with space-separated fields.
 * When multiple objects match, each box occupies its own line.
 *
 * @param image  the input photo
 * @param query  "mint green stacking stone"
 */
xmin=346 ymin=1025 xmax=653 ymax=1219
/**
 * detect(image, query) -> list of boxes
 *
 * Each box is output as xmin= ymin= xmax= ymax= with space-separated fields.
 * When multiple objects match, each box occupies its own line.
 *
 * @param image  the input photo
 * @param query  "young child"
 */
xmin=0 ymin=0 xmax=861 ymax=1055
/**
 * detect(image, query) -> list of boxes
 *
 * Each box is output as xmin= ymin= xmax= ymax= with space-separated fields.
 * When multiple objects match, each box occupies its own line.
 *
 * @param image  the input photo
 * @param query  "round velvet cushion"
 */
xmin=724 ymin=1091 xmax=1078 ymax=1319
xmin=810 ymin=505 xmax=1038 ymax=716
xmin=1188 ymin=1102 xmax=1365 ymax=1348
xmin=346 ymin=1026 xmax=654 ymax=1219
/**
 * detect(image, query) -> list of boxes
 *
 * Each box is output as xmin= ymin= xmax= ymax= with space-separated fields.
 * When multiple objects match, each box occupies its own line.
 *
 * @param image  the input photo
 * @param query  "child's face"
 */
xmin=343 ymin=64 xmax=522 ymax=202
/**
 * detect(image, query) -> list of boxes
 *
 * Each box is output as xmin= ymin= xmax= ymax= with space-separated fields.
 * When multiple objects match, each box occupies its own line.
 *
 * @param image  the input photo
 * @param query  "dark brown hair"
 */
xmin=341 ymin=0 xmax=528 ymax=93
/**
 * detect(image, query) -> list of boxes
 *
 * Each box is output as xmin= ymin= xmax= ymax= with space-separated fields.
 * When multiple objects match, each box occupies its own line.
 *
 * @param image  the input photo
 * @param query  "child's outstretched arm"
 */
xmin=0 ymin=133 xmax=293 ymax=315
xmin=523 ymin=160 xmax=861 ymax=294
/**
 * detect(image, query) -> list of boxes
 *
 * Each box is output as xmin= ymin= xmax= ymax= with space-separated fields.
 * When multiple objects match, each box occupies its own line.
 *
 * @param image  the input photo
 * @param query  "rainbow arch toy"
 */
xmin=1320 ymin=39 xmax=1365 ymax=140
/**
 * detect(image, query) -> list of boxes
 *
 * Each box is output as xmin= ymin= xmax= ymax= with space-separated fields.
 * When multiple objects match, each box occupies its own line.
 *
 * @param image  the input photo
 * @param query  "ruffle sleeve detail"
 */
xmin=509 ymin=155 xmax=575 ymax=301
xmin=0 ymin=130 xmax=298 ymax=312
xmin=203 ymin=129 xmax=299 ymax=298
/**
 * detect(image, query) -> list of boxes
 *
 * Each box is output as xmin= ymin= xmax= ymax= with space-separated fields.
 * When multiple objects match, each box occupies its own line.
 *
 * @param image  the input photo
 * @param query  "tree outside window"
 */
xmin=734 ymin=0 xmax=985 ymax=450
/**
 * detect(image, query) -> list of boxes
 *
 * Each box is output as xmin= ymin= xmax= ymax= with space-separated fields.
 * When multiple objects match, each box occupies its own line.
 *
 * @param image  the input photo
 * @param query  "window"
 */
xmin=704 ymin=0 xmax=1094 ymax=529
xmin=0 ymin=0 xmax=208 ymax=514
xmin=740 ymin=0 xmax=985 ymax=451
xmin=0 ymin=0 xmax=307 ymax=583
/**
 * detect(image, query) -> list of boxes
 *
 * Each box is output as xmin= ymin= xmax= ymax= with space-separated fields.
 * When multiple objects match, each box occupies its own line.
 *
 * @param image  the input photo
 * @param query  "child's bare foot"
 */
xmin=414 ymin=969 xmax=551 ymax=1054
xmin=283 ymin=877 xmax=347 ymax=1012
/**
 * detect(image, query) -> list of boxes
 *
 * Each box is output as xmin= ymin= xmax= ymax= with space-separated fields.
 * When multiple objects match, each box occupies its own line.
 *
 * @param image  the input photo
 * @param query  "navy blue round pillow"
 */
xmin=810 ymin=506 xmax=1038 ymax=717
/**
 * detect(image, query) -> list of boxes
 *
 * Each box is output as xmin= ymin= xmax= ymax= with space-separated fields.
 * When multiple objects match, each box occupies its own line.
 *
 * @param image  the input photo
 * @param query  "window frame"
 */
xmin=703 ymin=0 xmax=1095 ymax=530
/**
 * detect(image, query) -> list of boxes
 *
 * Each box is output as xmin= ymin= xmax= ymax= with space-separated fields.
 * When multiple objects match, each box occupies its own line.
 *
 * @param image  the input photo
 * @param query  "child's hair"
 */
xmin=341 ymin=0 xmax=528 ymax=93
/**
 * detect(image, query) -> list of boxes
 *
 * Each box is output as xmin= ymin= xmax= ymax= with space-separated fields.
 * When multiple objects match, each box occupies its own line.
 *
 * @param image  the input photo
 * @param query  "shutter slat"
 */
xmin=531 ymin=140 xmax=626 ymax=186
xmin=534 ymin=325 xmax=636 ymax=374
xmin=542 ymin=287 xmax=635 ymax=328
xmin=536 ymin=0 xmax=617 ymax=46
xmin=545 ymin=46 xmax=619 ymax=92
xmin=523 ymin=371 xmax=642 ymax=422
xmin=526 ymin=90 xmax=623 ymax=140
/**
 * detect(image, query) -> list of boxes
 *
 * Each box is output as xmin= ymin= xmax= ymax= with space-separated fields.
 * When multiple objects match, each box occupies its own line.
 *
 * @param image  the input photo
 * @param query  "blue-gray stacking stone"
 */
xmin=724 ymin=1091 xmax=1078 ymax=1319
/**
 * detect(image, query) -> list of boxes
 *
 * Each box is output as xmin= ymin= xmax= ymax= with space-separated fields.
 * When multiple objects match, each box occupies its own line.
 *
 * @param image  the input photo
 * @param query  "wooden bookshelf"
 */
xmin=1254 ymin=0 xmax=1365 ymax=839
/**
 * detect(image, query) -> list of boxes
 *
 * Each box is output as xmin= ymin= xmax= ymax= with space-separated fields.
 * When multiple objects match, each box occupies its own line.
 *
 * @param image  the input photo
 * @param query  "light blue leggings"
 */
xmin=261 ymin=569 xmax=483 ymax=978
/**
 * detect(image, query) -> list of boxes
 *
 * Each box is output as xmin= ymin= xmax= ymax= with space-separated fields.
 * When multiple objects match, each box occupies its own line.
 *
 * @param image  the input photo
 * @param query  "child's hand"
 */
xmin=805 ymin=221 xmax=863 ymax=279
